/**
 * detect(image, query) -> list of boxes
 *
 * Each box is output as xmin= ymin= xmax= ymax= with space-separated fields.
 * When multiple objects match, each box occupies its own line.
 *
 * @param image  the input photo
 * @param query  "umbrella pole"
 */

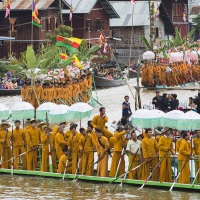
xmin=80 ymin=118 xmax=81 ymax=127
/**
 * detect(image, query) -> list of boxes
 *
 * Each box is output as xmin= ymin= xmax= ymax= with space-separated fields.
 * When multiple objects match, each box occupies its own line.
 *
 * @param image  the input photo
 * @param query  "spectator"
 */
xmin=193 ymin=93 xmax=200 ymax=114
xmin=152 ymin=90 xmax=161 ymax=109
xmin=16 ymin=74 xmax=24 ymax=89
xmin=186 ymin=97 xmax=197 ymax=110
xmin=10 ymin=80 xmax=18 ymax=89
xmin=6 ymin=70 xmax=11 ymax=80
xmin=170 ymin=94 xmax=179 ymax=110
xmin=158 ymin=93 xmax=169 ymax=112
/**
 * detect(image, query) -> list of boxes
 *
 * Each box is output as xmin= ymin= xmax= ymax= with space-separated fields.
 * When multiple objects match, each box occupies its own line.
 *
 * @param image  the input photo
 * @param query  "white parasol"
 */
xmin=170 ymin=52 xmax=183 ymax=63
xmin=0 ymin=103 xmax=10 ymax=119
xmin=36 ymin=102 xmax=57 ymax=121
xmin=142 ymin=51 xmax=155 ymax=60
xmin=189 ymin=51 xmax=198 ymax=62
xmin=11 ymin=102 xmax=34 ymax=120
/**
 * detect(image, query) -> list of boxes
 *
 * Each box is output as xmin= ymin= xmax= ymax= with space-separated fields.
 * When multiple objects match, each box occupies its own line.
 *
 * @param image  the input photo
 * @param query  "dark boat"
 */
xmin=128 ymin=69 xmax=138 ymax=78
xmin=94 ymin=76 xmax=127 ymax=88
xmin=0 ymin=89 xmax=21 ymax=96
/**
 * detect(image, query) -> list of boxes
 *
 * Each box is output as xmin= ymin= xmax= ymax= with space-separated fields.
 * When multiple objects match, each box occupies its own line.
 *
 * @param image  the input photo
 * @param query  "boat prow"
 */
xmin=0 ymin=168 xmax=199 ymax=191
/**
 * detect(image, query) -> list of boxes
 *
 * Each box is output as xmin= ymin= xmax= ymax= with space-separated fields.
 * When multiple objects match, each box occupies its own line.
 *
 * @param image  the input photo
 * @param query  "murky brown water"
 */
xmin=0 ymin=79 xmax=200 ymax=199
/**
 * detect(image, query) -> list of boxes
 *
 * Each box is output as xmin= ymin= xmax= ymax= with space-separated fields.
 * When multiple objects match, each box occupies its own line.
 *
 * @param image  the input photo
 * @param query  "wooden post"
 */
xmin=59 ymin=0 xmax=63 ymax=25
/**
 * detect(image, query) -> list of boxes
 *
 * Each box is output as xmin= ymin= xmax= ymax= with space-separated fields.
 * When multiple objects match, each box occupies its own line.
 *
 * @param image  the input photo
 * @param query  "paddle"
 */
xmin=169 ymin=159 xmax=189 ymax=191
xmin=73 ymin=157 xmax=103 ymax=182
xmin=138 ymin=150 xmax=169 ymax=190
xmin=119 ymin=148 xmax=139 ymax=187
xmin=192 ymin=166 xmax=200 ymax=187
xmin=0 ymin=129 xmax=8 ymax=169
xmin=62 ymin=159 xmax=69 ymax=180
xmin=11 ymin=125 xmax=14 ymax=175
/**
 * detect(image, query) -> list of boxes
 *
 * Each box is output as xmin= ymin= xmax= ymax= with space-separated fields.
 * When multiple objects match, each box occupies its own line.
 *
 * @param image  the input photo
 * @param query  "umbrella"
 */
xmin=177 ymin=110 xmax=200 ymax=131
xmin=161 ymin=110 xmax=185 ymax=129
xmin=142 ymin=51 xmax=155 ymax=60
xmin=170 ymin=52 xmax=183 ymax=63
xmin=10 ymin=102 xmax=34 ymax=120
xmin=68 ymin=102 xmax=93 ymax=121
xmin=36 ymin=102 xmax=57 ymax=121
xmin=49 ymin=104 xmax=69 ymax=123
xmin=0 ymin=103 xmax=10 ymax=119
xmin=131 ymin=109 xmax=164 ymax=128
xmin=189 ymin=51 xmax=198 ymax=62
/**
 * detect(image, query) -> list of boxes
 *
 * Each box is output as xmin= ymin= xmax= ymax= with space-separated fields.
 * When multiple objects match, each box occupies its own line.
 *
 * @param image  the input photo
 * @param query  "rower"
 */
xmin=0 ymin=122 xmax=12 ymax=169
xmin=126 ymin=131 xmax=142 ymax=179
xmin=57 ymin=146 xmax=72 ymax=174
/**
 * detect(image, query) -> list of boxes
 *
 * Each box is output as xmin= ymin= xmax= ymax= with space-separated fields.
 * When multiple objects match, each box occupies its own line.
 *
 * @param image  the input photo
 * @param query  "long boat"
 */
xmin=0 ymin=89 xmax=21 ymax=96
xmin=0 ymin=168 xmax=200 ymax=191
xmin=93 ymin=76 xmax=127 ymax=88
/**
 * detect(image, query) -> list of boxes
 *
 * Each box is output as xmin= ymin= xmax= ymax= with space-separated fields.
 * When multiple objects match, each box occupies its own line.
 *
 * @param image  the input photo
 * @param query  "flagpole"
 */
xmin=9 ymin=11 xmax=11 ymax=60
xmin=31 ymin=0 xmax=34 ymax=46
xmin=71 ymin=0 xmax=73 ymax=37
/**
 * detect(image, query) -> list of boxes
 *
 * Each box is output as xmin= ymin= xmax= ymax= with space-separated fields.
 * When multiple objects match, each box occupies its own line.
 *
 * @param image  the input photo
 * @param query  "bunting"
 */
xmin=69 ymin=6 xmax=72 ymax=21
xmin=183 ymin=12 xmax=186 ymax=22
xmin=32 ymin=0 xmax=41 ymax=27
xmin=5 ymin=0 xmax=10 ymax=18
xmin=98 ymin=31 xmax=105 ymax=47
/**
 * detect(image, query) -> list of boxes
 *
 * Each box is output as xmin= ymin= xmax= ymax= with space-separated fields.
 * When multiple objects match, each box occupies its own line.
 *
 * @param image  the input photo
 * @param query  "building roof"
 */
xmin=62 ymin=0 xmax=119 ymax=18
xmin=109 ymin=1 xmax=160 ymax=27
xmin=0 ymin=0 xmax=55 ymax=10
xmin=191 ymin=6 xmax=200 ymax=15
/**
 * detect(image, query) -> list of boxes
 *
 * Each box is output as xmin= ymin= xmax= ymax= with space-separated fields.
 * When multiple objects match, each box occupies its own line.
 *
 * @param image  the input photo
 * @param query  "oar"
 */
xmin=0 ymin=129 xmax=8 ymax=169
xmin=11 ymin=125 xmax=14 ymax=175
xmin=62 ymin=159 xmax=69 ymax=180
xmin=119 ymin=148 xmax=139 ymax=187
xmin=73 ymin=157 xmax=103 ymax=182
xmin=169 ymin=159 xmax=189 ymax=191
xmin=138 ymin=150 xmax=169 ymax=190
xmin=88 ymin=94 xmax=103 ymax=106
xmin=192 ymin=167 xmax=200 ymax=187
xmin=72 ymin=157 xmax=82 ymax=181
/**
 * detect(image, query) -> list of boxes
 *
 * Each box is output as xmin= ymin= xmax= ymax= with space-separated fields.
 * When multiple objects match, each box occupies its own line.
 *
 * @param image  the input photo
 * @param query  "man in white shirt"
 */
xmin=126 ymin=131 xmax=142 ymax=179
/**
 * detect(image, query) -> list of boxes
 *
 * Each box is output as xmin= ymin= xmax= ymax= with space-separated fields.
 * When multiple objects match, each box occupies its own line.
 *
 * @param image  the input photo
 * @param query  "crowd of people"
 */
xmin=21 ymin=73 xmax=93 ymax=108
xmin=141 ymin=62 xmax=200 ymax=87
xmin=0 ymin=95 xmax=200 ymax=185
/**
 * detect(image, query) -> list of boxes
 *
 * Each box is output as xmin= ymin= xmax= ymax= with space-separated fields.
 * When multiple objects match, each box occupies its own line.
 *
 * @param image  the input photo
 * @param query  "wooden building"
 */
xmin=0 ymin=0 xmax=68 ymax=59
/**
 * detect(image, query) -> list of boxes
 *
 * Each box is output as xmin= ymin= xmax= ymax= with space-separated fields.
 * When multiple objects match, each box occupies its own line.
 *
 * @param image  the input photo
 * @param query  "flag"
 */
xmin=32 ymin=0 xmax=41 ymax=27
xmin=69 ymin=6 xmax=72 ymax=21
xmin=131 ymin=0 xmax=136 ymax=4
xmin=98 ymin=32 xmax=105 ymax=47
xmin=183 ymin=12 xmax=186 ymax=22
xmin=5 ymin=0 xmax=10 ymax=18
xmin=56 ymin=42 xmax=79 ymax=54
xmin=60 ymin=53 xmax=69 ymax=60
xmin=156 ymin=8 xmax=160 ymax=21
xmin=103 ymin=40 xmax=108 ymax=54
xmin=73 ymin=55 xmax=82 ymax=68
xmin=56 ymin=35 xmax=82 ymax=49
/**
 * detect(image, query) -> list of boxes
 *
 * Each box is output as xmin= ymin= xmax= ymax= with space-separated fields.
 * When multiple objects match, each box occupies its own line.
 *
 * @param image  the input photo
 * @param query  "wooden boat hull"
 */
xmin=0 ymin=89 xmax=21 ymax=96
xmin=0 ymin=168 xmax=200 ymax=191
xmin=94 ymin=76 xmax=127 ymax=88
xmin=129 ymin=70 xmax=137 ymax=78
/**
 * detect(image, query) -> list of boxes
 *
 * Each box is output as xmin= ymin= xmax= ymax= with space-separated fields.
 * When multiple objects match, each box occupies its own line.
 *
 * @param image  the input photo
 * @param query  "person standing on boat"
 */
xmin=158 ymin=128 xmax=174 ymax=182
xmin=55 ymin=125 xmax=68 ymax=160
xmin=21 ymin=82 xmax=32 ymax=103
xmin=41 ymin=126 xmax=57 ymax=172
xmin=178 ymin=132 xmax=191 ymax=184
xmin=152 ymin=90 xmax=161 ymax=109
xmin=26 ymin=119 xmax=40 ymax=170
xmin=79 ymin=128 xmax=96 ymax=176
xmin=57 ymin=146 xmax=72 ymax=174
xmin=193 ymin=130 xmax=200 ymax=183
xmin=92 ymin=107 xmax=113 ymax=140
xmin=109 ymin=126 xmax=128 ymax=177
xmin=94 ymin=128 xmax=109 ymax=177
xmin=12 ymin=120 xmax=27 ymax=170
xmin=126 ymin=131 xmax=142 ymax=180
xmin=67 ymin=125 xmax=81 ymax=174
xmin=122 ymin=96 xmax=132 ymax=118
xmin=0 ymin=122 xmax=12 ymax=169
xmin=142 ymin=129 xmax=159 ymax=181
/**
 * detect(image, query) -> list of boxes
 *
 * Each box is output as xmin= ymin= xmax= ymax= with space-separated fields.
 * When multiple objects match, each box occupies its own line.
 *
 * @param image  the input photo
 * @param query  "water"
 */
xmin=0 ymin=79 xmax=200 ymax=199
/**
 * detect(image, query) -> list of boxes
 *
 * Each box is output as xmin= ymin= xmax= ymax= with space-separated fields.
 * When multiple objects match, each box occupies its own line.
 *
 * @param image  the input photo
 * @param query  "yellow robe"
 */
xmin=142 ymin=137 xmax=159 ymax=181
xmin=32 ymin=86 xmax=43 ymax=108
xmin=0 ymin=130 xmax=12 ymax=169
xmin=21 ymin=86 xmax=32 ymax=103
xmin=41 ymin=132 xmax=57 ymax=172
xmin=95 ymin=136 xmax=109 ymax=177
xmin=26 ymin=127 xmax=40 ymax=170
xmin=55 ymin=132 xmax=68 ymax=160
xmin=109 ymin=131 xmax=126 ymax=177
xmin=57 ymin=154 xmax=72 ymax=174
xmin=178 ymin=139 xmax=191 ymax=184
xmin=68 ymin=132 xmax=82 ymax=174
xmin=79 ymin=134 xmax=95 ymax=175
xmin=13 ymin=128 xmax=27 ymax=170
xmin=193 ymin=138 xmax=200 ymax=182
xmin=158 ymin=135 xmax=174 ymax=182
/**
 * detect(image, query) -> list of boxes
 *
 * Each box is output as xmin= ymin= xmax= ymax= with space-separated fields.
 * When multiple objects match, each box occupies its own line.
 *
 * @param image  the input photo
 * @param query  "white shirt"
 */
xmin=126 ymin=139 xmax=141 ymax=154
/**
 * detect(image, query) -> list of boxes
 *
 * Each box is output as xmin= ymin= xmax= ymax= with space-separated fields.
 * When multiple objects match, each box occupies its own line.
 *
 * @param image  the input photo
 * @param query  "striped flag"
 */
xmin=103 ymin=40 xmax=108 ymax=54
xmin=32 ymin=0 xmax=41 ymax=27
xmin=183 ymin=12 xmax=186 ymax=22
xmin=5 ymin=0 xmax=10 ymax=18
xmin=131 ymin=0 xmax=136 ymax=4
xmin=98 ymin=31 xmax=105 ymax=47
xmin=69 ymin=6 xmax=72 ymax=21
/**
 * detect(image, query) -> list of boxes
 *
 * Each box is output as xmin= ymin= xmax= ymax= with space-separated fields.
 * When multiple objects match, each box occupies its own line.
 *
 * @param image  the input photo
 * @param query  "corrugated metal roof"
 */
xmin=0 ymin=0 xmax=54 ymax=10
xmin=110 ymin=1 xmax=160 ymax=27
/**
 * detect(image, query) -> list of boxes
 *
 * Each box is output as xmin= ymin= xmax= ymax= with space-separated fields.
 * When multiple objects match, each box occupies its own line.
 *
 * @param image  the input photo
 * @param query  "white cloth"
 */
xmin=126 ymin=139 xmax=141 ymax=154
